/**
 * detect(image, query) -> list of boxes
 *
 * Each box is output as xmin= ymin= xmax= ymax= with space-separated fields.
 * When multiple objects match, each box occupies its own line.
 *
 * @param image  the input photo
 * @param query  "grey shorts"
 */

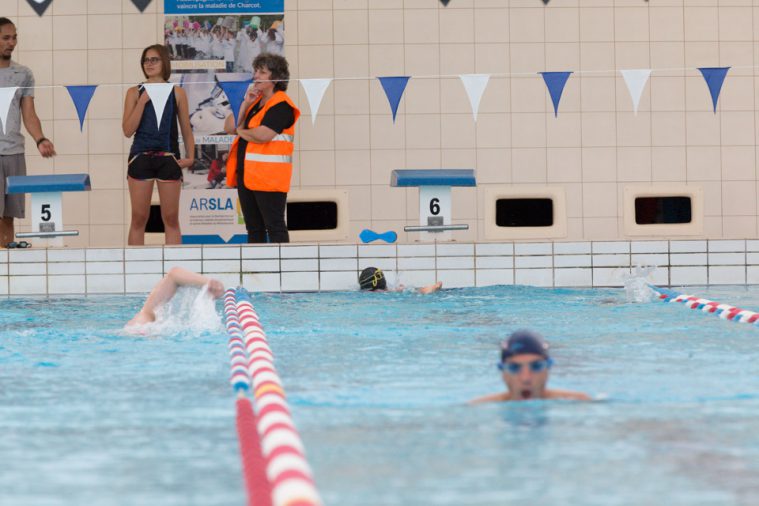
xmin=0 ymin=153 xmax=26 ymax=218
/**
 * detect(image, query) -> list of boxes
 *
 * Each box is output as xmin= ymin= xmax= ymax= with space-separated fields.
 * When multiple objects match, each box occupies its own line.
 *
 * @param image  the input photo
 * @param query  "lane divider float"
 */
xmin=649 ymin=284 xmax=759 ymax=325
xmin=224 ymin=288 xmax=322 ymax=506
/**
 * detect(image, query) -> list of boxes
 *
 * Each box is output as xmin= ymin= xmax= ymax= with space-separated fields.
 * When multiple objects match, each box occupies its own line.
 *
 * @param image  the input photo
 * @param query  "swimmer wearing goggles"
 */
xmin=470 ymin=329 xmax=590 ymax=403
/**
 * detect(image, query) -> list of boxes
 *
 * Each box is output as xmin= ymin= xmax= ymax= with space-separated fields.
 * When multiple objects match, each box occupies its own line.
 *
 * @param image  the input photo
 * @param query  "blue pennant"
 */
xmin=26 ymin=0 xmax=53 ymax=16
xmin=65 ymin=85 xmax=97 ymax=131
xmin=539 ymin=71 xmax=572 ymax=117
xmin=218 ymin=79 xmax=253 ymax=123
xmin=360 ymin=229 xmax=398 ymax=244
xmin=377 ymin=76 xmax=411 ymax=123
xmin=698 ymin=67 xmax=730 ymax=113
xmin=130 ymin=0 xmax=152 ymax=12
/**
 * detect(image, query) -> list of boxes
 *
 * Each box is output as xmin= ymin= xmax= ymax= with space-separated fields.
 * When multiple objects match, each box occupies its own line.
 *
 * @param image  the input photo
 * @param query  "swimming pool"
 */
xmin=2 ymin=285 xmax=759 ymax=505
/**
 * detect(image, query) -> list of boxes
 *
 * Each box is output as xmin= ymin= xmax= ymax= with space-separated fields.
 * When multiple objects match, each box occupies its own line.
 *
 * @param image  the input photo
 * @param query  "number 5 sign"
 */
xmin=419 ymin=186 xmax=452 ymax=241
xmin=31 ymin=192 xmax=63 ymax=234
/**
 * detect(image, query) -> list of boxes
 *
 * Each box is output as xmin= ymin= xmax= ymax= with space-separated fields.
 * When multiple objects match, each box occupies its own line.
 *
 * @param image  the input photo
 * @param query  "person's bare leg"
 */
xmin=157 ymin=181 xmax=182 ymax=245
xmin=0 ymin=217 xmax=13 ymax=246
xmin=127 ymin=177 xmax=154 ymax=245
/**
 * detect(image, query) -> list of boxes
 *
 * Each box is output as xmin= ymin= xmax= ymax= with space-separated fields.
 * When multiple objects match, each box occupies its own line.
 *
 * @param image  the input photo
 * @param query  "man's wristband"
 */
xmin=36 ymin=137 xmax=48 ymax=147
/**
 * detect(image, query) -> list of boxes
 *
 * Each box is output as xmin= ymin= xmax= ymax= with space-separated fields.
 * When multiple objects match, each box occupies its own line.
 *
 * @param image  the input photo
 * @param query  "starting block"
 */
xmin=6 ymin=174 xmax=91 ymax=245
xmin=390 ymin=169 xmax=476 ymax=241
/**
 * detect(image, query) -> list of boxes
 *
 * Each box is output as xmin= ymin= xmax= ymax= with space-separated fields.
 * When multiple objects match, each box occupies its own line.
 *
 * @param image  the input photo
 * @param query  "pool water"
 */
xmin=2 ymin=285 xmax=759 ymax=506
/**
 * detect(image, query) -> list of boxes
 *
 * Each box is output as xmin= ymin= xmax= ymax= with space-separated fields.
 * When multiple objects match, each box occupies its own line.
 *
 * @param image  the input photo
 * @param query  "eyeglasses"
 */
xmin=142 ymin=57 xmax=161 ymax=65
xmin=6 ymin=241 xmax=31 ymax=249
xmin=498 ymin=358 xmax=552 ymax=375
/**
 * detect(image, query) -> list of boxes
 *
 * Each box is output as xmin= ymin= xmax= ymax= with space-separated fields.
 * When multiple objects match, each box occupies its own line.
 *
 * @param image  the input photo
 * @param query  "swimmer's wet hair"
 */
xmin=359 ymin=267 xmax=386 ymax=291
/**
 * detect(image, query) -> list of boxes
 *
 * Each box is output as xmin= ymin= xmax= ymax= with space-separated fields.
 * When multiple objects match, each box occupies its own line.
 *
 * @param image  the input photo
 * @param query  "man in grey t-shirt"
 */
xmin=0 ymin=17 xmax=56 ymax=247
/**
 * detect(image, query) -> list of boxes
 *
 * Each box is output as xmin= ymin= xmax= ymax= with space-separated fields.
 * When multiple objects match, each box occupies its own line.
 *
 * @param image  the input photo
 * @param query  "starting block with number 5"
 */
xmin=6 ymin=174 xmax=91 ymax=246
xmin=390 ymin=169 xmax=476 ymax=241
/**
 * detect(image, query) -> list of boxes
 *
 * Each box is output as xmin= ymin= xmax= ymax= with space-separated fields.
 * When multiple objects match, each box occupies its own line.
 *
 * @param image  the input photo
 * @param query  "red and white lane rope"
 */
xmin=649 ymin=284 xmax=759 ymax=325
xmin=225 ymin=288 xmax=322 ymax=506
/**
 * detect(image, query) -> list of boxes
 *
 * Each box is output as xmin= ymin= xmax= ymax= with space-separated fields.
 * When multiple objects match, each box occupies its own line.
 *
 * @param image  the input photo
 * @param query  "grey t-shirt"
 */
xmin=0 ymin=61 xmax=34 ymax=155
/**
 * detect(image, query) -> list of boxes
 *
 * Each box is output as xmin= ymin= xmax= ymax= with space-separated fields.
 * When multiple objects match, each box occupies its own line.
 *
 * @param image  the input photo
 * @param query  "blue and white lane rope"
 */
xmin=649 ymin=285 xmax=759 ymax=325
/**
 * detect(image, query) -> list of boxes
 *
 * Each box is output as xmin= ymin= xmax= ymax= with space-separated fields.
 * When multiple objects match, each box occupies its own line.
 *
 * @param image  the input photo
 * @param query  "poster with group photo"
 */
xmin=165 ymin=0 xmax=285 ymax=243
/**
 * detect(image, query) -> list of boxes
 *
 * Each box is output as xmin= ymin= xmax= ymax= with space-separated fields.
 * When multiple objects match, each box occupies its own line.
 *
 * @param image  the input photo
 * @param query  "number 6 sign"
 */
xmin=419 ymin=186 xmax=451 ymax=241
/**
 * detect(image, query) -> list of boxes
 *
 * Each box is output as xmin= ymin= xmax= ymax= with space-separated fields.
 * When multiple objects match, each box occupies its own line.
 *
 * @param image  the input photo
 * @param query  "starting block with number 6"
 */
xmin=390 ymin=169 xmax=476 ymax=241
xmin=6 ymin=174 xmax=91 ymax=246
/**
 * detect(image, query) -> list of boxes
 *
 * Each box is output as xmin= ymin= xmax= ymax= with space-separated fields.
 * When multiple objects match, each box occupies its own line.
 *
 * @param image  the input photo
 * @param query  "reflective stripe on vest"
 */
xmin=245 ymin=153 xmax=293 ymax=164
xmin=272 ymin=133 xmax=294 ymax=142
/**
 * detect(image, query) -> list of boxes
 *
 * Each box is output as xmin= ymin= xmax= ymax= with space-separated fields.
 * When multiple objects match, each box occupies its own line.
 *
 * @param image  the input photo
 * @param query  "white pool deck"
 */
xmin=1 ymin=240 xmax=759 ymax=295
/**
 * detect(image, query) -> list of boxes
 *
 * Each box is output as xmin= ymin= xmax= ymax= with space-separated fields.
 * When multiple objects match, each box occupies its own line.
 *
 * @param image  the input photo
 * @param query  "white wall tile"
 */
xmin=358 ymin=244 xmax=396 ymax=257
xmin=86 ymin=248 xmax=123 ymax=261
xmin=437 ymin=269 xmax=475 ymax=288
xmin=670 ymin=240 xmax=707 ymax=253
xmin=243 ymin=273 xmax=281 ymax=292
xmin=592 ymin=268 xmax=630 ymax=287
xmin=397 ymin=270 xmax=437 ymax=288
xmin=10 ymin=263 xmax=46 ymax=275
xmin=515 ymin=256 xmax=552 ymax=268
xmin=555 ymin=268 xmax=592 ymax=287
xmin=670 ymin=253 xmax=707 ymax=266
xmin=554 ymin=255 xmax=591 ymax=268
xmin=210 ymin=273 xmax=241 ymax=289
xmin=708 ymin=253 xmax=744 ymax=265
xmin=9 ymin=250 xmax=46 ymax=263
xmin=554 ymin=242 xmax=591 ymax=254
xmin=631 ymin=253 xmax=668 ymax=267
xmin=125 ymin=248 xmax=163 ymax=261
xmin=398 ymin=257 xmax=435 ymax=270
xmin=475 ymin=256 xmax=513 ymax=269
xmin=747 ymin=267 xmax=759 ymax=284
xmin=164 ymin=260 xmax=202 ymax=272
xmin=398 ymin=244 xmax=435 ymax=257
xmin=48 ymin=262 xmax=85 ymax=275
xmin=437 ymin=243 xmax=474 ymax=256
xmin=320 ymin=245 xmax=358 ymax=258
xmin=359 ymin=258 xmax=396 ymax=271
xmin=648 ymin=267 xmax=669 ymax=287
xmin=10 ymin=276 xmax=46 ymax=295
xmin=164 ymin=247 xmax=202 ymax=260
xmin=747 ymin=241 xmax=759 ymax=252
xmin=281 ymin=272 xmax=319 ymax=292
xmin=709 ymin=266 xmax=746 ymax=285
xmin=125 ymin=261 xmax=162 ymax=274
xmin=0 ymin=250 xmax=6 ymax=262
xmin=48 ymin=249 xmax=85 ymax=261
xmin=437 ymin=257 xmax=474 ymax=269
xmin=86 ymin=274 xmax=124 ymax=293
xmin=631 ymin=241 xmax=668 ymax=253
xmin=747 ymin=253 xmax=759 ymax=265
xmin=592 ymin=241 xmax=629 ymax=254
xmin=0 ymin=276 xmax=7 ymax=295
xmin=281 ymin=245 xmax=319 ymax=258
xmin=203 ymin=260 xmax=241 ymax=273
xmin=708 ymin=240 xmax=745 ymax=253
xmin=242 ymin=245 xmax=280 ymax=259
xmin=514 ymin=243 xmax=552 ymax=255
xmin=125 ymin=273 xmax=162 ymax=293
xmin=203 ymin=246 xmax=241 ymax=260
xmin=0 ymin=263 xmax=6 ymax=276
xmin=242 ymin=259 xmax=281 ymax=272
xmin=48 ymin=275 xmax=85 ymax=294
xmin=281 ymin=259 xmax=319 ymax=271
xmin=320 ymin=271 xmax=357 ymax=291
xmin=87 ymin=262 xmax=123 ymax=274
xmin=320 ymin=258 xmax=358 ymax=271
xmin=592 ymin=254 xmax=630 ymax=267
xmin=671 ymin=266 xmax=708 ymax=286
xmin=475 ymin=243 xmax=514 ymax=256
xmin=476 ymin=269 xmax=514 ymax=287
xmin=515 ymin=269 xmax=553 ymax=287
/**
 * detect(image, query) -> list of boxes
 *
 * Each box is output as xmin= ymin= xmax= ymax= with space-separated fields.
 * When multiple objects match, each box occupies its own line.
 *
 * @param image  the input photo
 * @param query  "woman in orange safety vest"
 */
xmin=224 ymin=53 xmax=300 ymax=243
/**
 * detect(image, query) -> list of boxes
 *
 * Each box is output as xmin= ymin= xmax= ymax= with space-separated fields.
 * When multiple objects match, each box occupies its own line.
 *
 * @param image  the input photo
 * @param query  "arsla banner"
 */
xmin=164 ymin=0 xmax=284 ymax=14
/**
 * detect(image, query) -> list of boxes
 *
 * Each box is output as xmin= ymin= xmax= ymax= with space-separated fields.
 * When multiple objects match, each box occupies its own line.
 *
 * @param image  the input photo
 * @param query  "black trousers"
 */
xmin=237 ymin=183 xmax=289 ymax=243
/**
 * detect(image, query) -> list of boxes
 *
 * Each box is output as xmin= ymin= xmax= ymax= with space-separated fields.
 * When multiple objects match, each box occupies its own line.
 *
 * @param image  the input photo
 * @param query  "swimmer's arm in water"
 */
xmin=468 ymin=392 xmax=511 ymax=404
xmin=391 ymin=281 xmax=443 ymax=294
xmin=544 ymin=388 xmax=592 ymax=401
xmin=127 ymin=267 xmax=224 ymax=326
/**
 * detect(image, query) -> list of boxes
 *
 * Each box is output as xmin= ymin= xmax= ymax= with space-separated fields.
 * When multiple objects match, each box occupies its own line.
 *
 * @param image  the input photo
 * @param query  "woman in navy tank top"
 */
xmin=122 ymin=44 xmax=194 ymax=245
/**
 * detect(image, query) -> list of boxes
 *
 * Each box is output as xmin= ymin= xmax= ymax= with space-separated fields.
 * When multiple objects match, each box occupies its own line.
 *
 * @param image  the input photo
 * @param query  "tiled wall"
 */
xmin=2 ymin=240 xmax=759 ymax=295
xmin=7 ymin=0 xmax=759 ymax=246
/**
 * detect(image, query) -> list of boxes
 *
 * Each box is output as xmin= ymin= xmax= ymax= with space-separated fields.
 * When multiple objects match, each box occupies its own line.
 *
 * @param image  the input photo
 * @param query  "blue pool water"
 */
xmin=2 ymin=285 xmax=759 ymax=506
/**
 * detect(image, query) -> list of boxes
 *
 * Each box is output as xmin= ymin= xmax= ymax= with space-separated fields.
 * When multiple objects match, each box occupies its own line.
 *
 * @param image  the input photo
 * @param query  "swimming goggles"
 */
xmin=6 ymin=241 xmax=31 ymax=249
xmin=498 ymin=358 xmax=553 ymax=375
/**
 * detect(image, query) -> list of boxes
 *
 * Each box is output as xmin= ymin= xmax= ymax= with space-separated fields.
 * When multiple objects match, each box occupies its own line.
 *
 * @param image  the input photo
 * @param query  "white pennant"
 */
xmin=459 ymin=74 xmax=490 ymax=121
xmin=620 ymin=69 xmax=652 ymax=115
xmin=300 ymin=78 xmax=332 ymax=125
xmin=0 ymin=87 xmax=18 ymax=135
xmin=142 ymin=83 xmax=175 ymax=129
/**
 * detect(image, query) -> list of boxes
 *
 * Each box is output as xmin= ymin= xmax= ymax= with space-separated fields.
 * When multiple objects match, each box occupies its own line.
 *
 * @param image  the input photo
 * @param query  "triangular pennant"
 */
xmin=142 ymin=83 xmax=175 ymax=129
xmin=130 ymin=0 xmax=152 ymax=12
xmin=0 ymin=87 xmax=19 ymax=135
xmin=620 ymin=69 xmax=651 ymax=115
xmin=377 ymin=76 xmax=411 ymax=123
xmin=65 ymin=85 xmax=97 ymax=131
xmin=539 ymin=71 xmax=572 ymax=117
xmin=300 ymin=78 xmax=332 ymax=125
xmin=440 ymin=0 xmax=451 ymax=5
xmin=698 ymin=67 xmax=731 ymax=113
xmin=26 ymin=0 xmax=53 ymax=16
xmin=218 ymin=79 xmax=253 ymax=124
xmin=459 ymin=74 xmax=490 ymax=122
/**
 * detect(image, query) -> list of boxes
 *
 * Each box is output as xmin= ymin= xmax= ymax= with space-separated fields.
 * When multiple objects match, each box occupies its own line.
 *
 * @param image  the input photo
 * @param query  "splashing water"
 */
xmin=128 ymin=285 xmax=223 ymax=337
xmin=623 ymin=265 xmax=657 ymax=303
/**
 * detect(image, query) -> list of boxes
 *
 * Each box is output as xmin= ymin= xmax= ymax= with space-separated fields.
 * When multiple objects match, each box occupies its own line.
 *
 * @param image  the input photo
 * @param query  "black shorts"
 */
xmin=127 ymin=152 xmax=183 ymax=182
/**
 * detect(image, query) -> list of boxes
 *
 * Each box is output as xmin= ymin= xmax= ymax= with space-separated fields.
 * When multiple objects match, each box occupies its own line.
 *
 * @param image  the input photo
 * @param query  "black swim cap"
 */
xmin=500 ymin=329 xmax=550 ymax=362
xmin=359 ymin=267 xmax=386 ymax=290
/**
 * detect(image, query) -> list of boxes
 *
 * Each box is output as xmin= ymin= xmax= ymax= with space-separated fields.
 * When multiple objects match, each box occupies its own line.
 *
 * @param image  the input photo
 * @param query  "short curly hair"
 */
xmin=252 ymin=53 xmax=290 ymax=92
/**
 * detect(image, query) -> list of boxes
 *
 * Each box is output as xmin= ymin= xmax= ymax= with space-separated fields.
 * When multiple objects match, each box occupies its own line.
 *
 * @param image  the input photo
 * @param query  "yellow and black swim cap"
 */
xmin=359 ymin=267 xmax=387 ymax=291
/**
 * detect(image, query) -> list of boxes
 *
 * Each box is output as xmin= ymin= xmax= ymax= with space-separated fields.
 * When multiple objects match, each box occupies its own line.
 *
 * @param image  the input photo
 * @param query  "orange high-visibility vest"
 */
xmin=226 ymin=91 xmax=300 ymax=193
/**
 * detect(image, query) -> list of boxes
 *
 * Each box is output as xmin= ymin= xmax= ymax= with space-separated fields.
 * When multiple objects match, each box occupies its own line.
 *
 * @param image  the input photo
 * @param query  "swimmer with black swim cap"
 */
xmin=470 ymin=329 xmax=590 ymax=403
xmin=358 ymin=266 xmax=442 ymax=294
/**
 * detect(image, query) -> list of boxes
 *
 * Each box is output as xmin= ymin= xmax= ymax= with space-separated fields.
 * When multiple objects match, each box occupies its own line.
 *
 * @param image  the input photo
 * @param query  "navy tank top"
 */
xmin=129 ymin=86 xmax=180 ymax=157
